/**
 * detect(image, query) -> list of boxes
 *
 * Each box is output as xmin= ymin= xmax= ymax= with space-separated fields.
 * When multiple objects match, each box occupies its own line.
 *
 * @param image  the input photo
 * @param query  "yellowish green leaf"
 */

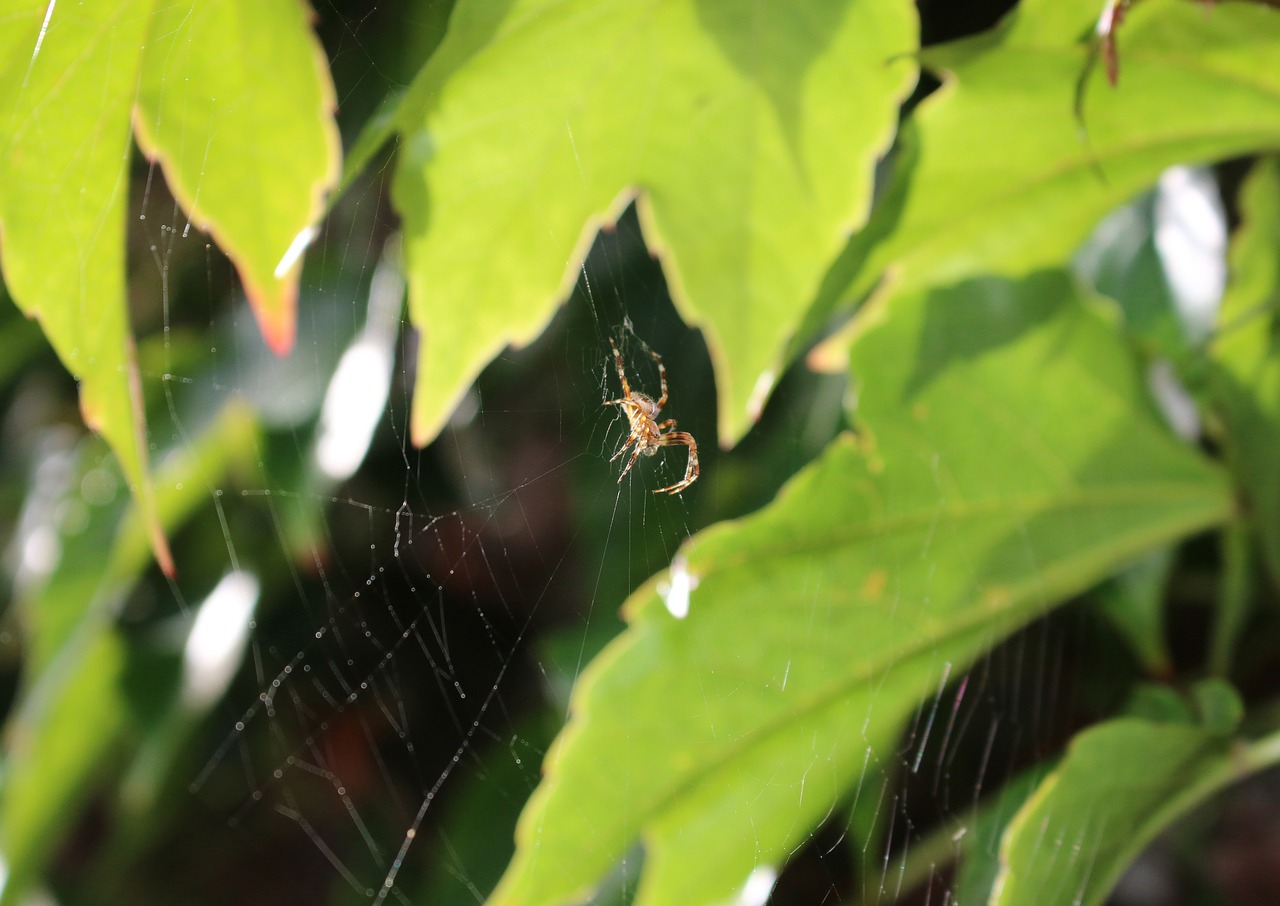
xmin=133 ymin=0 xmax=341 ymax=353
xmin=394 ymin=0 xmax=917 ymax=448
xmin=815 ymin=0 xmax=1280 ymax=322
xmin=0 ymin=0 xmax=172 ymax=576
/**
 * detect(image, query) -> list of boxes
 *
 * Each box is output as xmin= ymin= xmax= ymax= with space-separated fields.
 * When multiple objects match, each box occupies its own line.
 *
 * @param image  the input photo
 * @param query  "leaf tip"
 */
xmin=243 ymin=270 xmax=299 ymax=356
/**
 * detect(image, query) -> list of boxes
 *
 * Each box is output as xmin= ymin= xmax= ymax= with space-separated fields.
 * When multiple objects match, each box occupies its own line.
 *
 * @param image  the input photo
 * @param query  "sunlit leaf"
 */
xmin=489 ymin=271 xmax=1230 ymax=906
xmin=0 ymin=0 xmax=172 ymax=576
xmin=813 ymin=0 xmax=1280 ymax=322
xmin=991 ymin=713 xmax=1243 ymax=906
xmin=133 ymin=0 xmax=341 ymax=354
xmin=393 ymin=0 xmax=917 ymax=448
xmin=1211 ymin=158 xmax=1280 ymax=584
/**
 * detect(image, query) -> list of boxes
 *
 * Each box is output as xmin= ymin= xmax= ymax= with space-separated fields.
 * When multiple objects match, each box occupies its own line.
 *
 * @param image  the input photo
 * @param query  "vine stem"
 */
xmin=1210 ymin=521 xmax=1251 ymax=677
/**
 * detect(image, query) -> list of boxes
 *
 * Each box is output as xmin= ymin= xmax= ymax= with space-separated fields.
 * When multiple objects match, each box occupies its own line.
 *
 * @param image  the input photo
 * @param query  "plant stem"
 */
xmin=1209 ymin=522 xmax=1251 ymax=677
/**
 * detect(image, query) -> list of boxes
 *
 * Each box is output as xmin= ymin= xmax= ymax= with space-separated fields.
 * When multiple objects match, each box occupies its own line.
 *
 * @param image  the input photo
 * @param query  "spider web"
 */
xmin=165 ymin=191 xmax=728 ymax=904
xmin=162 ymin=210 xmax=1074 ymax=905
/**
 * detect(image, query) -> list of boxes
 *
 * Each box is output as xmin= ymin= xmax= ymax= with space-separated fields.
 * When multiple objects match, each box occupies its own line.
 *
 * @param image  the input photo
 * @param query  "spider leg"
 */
xmin=608 ymin=338 xmax=632 ymax=400
xmin=655 ymin=418 xmax=677 ymax=431
xmin=618 ymin=446 xmax=643 ymax=483
xmin=653 ymin=355 xmax=668 ymax=411
xmin=610 ymin=433 xmax=636 ymax=463
xmin=652 ymin=431 xmax=699 ymax=495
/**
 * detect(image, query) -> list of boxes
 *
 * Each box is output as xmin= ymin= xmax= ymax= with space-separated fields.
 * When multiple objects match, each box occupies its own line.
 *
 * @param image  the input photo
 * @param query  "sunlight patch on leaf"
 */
xmin=488 ymin=271 xmax=1230 ymax=906
xmin=657 ymin=554 xmax=697 ymax=620
xmin=1153 ymin=166 xmax=1227 ymax=343
xmin=180 ymin=570 xmax=260 ymax=712
xmin=392 ymin=0 xmax=918 ymax=448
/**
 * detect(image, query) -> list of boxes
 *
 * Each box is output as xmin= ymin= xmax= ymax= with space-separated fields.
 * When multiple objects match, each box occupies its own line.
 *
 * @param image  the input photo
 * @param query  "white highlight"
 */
xmin=181 ymin=571 xmax=260 ymax=711
xmin=1148 ymin=360 xmax=1200 ymax=441
xmin=315 ymin=340 xmax=396 ymax=479
xmin=1154 ymin=166 xmax=1226 ymax=342
xmin=728 ymin=866 xmax=778 ymax=906
xmin=22 ymin=0 xmax=57 ymax=88
xmin=658 ymin=555 xmax=699 ymax=619
xmin=274 ymin=224 xmax=320 ymax=278
xmin=1095 ymin=0 xmax=1116 ymax=36
xmin=746 ymin=369 xmax=776 ymax=422
xmin=6 ymin=434 xmax=76 ymax=595
xmin=314 ymin=236 xmax=404 ymax=480
xmin=18 ymin=526 xmax=59 ymax=585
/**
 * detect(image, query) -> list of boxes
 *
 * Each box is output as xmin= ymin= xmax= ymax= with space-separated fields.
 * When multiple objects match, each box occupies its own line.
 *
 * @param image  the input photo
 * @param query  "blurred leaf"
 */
xmin=489 ymin=271 xmax=1230 ymax=906
xmin=1073 ymin=190 xmax=1185 ymax=359
xmin=134 ymin=0 xmax=341 ymax=354
xmin=23 ymin=403 xmax=259 ymax=674
xmin=0 ymin=403 xmax=259 ymax=904
xmin=337 ymin=90 xmax=402 ymax=199
xmin=1190 ymin=677 xmax=1245 ymax=735
xmin=0 ymin=631 xmax=131 ymax=906
xmin=392 ymin=0 xmax=918 ymax=448
xmin=814 ymin=0 xmax=1280 ymax=322
xmin=991 ymin=715 xmax=1248 ymax=906
xmin=0 ymin=1 xmax=172 ymax=576
xmin=1211 ymin=157 xmax=1280 ymax=584
xmin=0 ymin=312 xmax=44 ymax=390
xmin=952 ymin=766 xmax=1050 ymax=906
xmin=1090 ymin=548 xmax=1173 ymax=676
xmin=1122 ymin=682 xmax=1194 ymax=724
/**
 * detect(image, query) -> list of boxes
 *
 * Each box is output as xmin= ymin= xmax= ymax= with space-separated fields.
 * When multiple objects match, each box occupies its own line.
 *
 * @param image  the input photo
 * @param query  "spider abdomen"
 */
xmin=631 ymin=393 xmax=659 ymax=418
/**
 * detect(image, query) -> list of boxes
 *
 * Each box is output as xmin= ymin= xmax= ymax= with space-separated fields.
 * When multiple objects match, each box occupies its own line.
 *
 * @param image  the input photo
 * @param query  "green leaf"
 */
xmin=1211 ymin=157 xmax=1280 ymax=584
xmin=817 ymin=0 xmax=1280 ymax=318
xmin=0 ymin=403 xmax=259 ymax=904
xmin=1122 ymin=682 xmax=1194 ymax=724
xmin=134 ymin=0 xmax=341 ymax=354
xmin=1190 ymin=678 xmax=1245 ymax=736
xmin=489 ymin=271 xmax=1230 ymax=906
xmin=0 ymin=631 xmax=131 ymax=906
xmin=1073 ymin=189 xmax=1188 ymax=361
xmin=393 ymin=0 xmax=918 ymax=448
xmin=991 ymin=716 xmax=1243 ymax=906
xmin=952 ymin=766 xmax=1051 ymax=906
xmin=1089 ymin=548 xmax=1173 ymax=677
xmin=0 ymin=0 xmax=173 ymax=576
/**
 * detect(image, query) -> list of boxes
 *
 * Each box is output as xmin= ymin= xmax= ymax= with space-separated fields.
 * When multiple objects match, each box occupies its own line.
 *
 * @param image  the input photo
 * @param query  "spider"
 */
xmin=604 ymin=338 xmax=699 ymax=494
